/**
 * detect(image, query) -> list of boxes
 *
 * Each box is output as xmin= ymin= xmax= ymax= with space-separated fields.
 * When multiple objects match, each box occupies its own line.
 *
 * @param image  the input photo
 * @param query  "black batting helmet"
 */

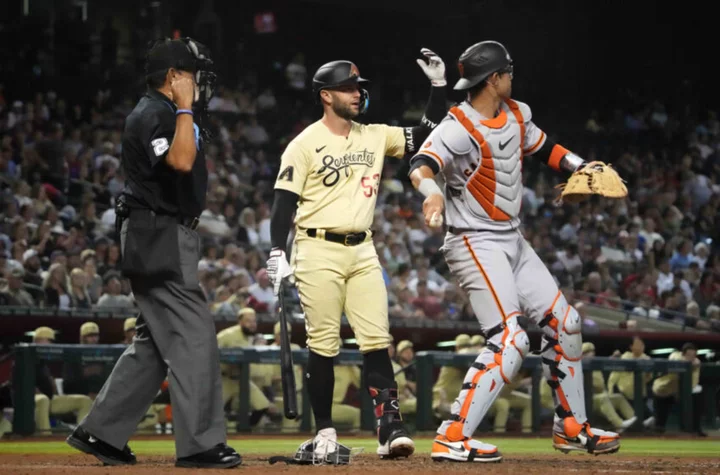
xmin=454 ymin=41 xmax=513 ymax=91
xmin=312 ymin=60 xmax=370 ymax=114
xmin=312 ymin=60 xmax=369 ymax=93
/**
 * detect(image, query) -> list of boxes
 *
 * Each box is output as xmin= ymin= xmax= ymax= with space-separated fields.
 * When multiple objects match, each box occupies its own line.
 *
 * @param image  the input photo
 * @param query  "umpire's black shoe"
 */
xmin=176 ymin=443 xmax=242 ymax=469
xmin=66 ymin=426 xmax=137 ymax=466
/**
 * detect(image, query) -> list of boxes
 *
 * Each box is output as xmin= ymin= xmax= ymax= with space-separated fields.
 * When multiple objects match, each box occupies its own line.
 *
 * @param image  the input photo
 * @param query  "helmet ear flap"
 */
xmin=359 ymin=88 xmax=369 ymax=115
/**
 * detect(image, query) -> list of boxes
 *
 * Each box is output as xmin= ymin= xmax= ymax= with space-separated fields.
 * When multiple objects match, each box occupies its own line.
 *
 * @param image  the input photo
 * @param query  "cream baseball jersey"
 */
xmin=413 ymin=99 xmax=546 ymax=231
xmin=275 ymin=120 xmax=406 ymax=233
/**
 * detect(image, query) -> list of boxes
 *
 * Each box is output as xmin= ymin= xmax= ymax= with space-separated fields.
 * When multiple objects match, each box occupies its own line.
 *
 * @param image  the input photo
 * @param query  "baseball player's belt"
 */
xmin=448 ymin=226 xmax=483 ymax=234
xmin=306 ymin=228 xmax=368 ymax=246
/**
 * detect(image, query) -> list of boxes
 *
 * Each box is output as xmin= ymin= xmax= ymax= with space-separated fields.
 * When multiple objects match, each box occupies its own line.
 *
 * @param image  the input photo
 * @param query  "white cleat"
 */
xmin=313 ymin=428 xmax=338 ymax=461
xmin=377 ymin=430 xmax=415 ymax=459
xmin=431 ymin=435 xmax=502 ymax=463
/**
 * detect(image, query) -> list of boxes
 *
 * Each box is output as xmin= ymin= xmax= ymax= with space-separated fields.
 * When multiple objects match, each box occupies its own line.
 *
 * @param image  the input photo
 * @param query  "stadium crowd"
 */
xmin=1 ymin=39 xmax=719 ymax=333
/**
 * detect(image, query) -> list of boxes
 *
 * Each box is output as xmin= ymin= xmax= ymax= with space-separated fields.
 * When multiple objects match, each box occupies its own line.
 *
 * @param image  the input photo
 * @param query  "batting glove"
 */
xmin=416 ymin=48 xmax=446 ymax=87
xmin=266 ymin=248 xmax=293 ymax=296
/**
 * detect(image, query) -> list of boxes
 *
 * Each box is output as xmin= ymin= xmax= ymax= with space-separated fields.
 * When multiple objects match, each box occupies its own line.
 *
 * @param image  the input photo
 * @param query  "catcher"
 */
xmin=408 ymin=40 xmax=625 ymax=463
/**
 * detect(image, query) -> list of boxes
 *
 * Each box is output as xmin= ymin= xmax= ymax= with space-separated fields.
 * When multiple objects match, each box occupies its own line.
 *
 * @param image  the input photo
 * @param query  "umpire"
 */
xmin=66 ymin=38 xmax=241 ymax=469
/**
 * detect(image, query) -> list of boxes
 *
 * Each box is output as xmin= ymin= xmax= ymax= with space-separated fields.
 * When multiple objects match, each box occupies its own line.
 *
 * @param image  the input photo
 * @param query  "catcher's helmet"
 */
xmin=312 ymin=60 xmax=370 ymax=114
xmin=454 ymin=41 xmax=513 ymax=91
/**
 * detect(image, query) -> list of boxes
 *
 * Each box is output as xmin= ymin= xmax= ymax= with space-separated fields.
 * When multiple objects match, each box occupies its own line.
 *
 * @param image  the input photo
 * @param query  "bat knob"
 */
xmin=285 ymin=410 xmax=298 ymax=420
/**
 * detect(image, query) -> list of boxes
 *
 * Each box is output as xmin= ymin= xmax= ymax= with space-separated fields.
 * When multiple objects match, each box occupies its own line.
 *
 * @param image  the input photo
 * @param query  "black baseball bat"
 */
xmin=278 ymin=277 xmax=298 ymax=419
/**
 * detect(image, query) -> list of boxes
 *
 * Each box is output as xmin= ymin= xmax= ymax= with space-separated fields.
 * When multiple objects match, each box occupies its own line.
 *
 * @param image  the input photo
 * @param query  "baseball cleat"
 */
xmin=377 ymin=427 xmax=415 ymax=459
xmin=553 ymin=424 xmax=620 ymax=455
xmin=431 ymin=435 xmax=502 ymax=463
xmin=313 ymin=427 xmax=339 ymax=461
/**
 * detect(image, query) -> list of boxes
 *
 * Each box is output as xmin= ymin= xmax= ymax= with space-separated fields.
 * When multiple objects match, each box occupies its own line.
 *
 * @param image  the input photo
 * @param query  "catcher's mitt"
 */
xmin=555 ymin=161 xmax=628 ymax=204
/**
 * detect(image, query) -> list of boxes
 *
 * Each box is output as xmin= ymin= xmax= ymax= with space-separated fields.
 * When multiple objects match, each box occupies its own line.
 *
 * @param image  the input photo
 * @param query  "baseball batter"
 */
xmin=409 ymin=41 xmax=621 ymax=462
xmin=267 ymin=49 xmax=448 ymax=462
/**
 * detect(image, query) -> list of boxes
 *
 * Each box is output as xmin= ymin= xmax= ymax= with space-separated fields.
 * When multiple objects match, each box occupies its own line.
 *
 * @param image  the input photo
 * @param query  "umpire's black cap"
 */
xmin=145 ymin=38 xmax=213 ymax=76
xmin=454 ymin=41 xmax=513 ymax=90
xmin=312 ymin=60 xmax=369 ymax=94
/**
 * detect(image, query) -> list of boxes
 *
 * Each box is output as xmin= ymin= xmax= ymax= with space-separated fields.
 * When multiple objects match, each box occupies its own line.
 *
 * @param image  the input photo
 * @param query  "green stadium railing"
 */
xmin=12 ymin=344 xmax=710 ymax=436
xmin=11 ymin=344 xmax=371 ymax=436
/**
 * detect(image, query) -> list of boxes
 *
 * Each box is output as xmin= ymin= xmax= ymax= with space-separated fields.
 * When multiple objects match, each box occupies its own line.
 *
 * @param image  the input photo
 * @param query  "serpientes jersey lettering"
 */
xmin=275 ymin=121 xmax=406 ymax=233
xmin=413 ymin=99 xmax=545 ymax=231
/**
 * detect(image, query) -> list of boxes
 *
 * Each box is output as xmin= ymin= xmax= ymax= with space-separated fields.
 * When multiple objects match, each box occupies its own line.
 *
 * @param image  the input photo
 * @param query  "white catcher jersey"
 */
xmin=413 ymin=99 xmax=546 ymax=231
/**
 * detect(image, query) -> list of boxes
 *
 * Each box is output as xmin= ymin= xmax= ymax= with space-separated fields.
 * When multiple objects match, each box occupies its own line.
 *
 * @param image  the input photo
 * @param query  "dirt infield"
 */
xmin=1 ymin=453 xmax=719 ymax=474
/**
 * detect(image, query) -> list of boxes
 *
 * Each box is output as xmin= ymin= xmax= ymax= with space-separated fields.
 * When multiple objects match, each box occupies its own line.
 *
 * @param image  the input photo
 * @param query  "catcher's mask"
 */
xmin=268 ymin=438 xmax=362 ymax=465
xmin=312 ymin=60 xmax=370 ymax=115
xmin=145 ymin=37 xmax=217 ymax=107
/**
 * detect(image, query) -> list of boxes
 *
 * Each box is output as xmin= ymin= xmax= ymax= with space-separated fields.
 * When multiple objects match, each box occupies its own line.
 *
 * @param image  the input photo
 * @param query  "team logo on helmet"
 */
xmin=350 ymin=63 xmax=360 ymax=78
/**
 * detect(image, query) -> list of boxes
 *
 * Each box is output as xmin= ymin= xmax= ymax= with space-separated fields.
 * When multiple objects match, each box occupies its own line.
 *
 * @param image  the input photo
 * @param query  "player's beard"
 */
xmin=332 ymin=101 xmax=359 ymax=120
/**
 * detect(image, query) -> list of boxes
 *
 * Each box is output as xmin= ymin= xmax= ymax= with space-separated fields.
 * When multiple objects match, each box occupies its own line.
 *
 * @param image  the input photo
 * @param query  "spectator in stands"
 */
xmin=198 ymin=194 xmax=231 ymax=238
xmin=43 ymin=262 xmax=70 ymax=309
xmin=247 ymin=268 xmax=275 ymax=313
xmin=95 ymin=272 xmax=134 ymax=309
xmin=80 ymin=251 xmax=102 ymax=302
xmin=68 ymin=268 xmax=91 ymax=309
xmin=237 ymin=207 xmax=260 ymax=247
xmin=21 ymin=249 xmax=42 ymax=287
xmin=285 ymin=53 xmax=307 ymax=92
xmin=1 ymin=267 xmax=34 ymax=306
xmin=211 ymin=285 xmax=242 ymax=319
xmin=412 ymin=280 xmax=443 ymax=319
xmin=97 ymin=242 xmax=120 ymax=276
xmin=669 ymin=239 xmax=694 ymax=272
xmin=244 ymin=117 xmax=269 ymax=147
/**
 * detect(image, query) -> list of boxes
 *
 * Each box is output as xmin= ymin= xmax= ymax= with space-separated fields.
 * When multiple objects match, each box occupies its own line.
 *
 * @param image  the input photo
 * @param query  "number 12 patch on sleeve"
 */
xmin=151 ymin=138 xmax=170 ymax=156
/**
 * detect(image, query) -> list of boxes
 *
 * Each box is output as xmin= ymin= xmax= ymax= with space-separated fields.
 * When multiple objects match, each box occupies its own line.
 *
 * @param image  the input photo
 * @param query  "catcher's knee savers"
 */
xmin=538 ymin=292 xmax=587 ymax=432
xmin=443 ymin=314 xmax=530 ymax=440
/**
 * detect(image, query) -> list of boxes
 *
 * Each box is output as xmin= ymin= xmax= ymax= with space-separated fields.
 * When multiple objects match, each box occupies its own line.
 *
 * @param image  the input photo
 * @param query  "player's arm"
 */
xmin=407 ymin=121 xmax=463 ymax=227
xmin=385 ymin=49 xmax=448 ymax=158
xmin=267 ymin=142 xmax=308 ymax=295
xmin=519 ymin=102 xmax=586 ymax=173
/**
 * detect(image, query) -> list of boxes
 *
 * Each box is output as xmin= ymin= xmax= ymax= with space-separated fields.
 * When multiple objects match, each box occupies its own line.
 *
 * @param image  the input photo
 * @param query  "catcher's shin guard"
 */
xmin=538 ymin=292 xmax=587 ymax=433
xmin=439 ymin=314 xmax=529 ymax=441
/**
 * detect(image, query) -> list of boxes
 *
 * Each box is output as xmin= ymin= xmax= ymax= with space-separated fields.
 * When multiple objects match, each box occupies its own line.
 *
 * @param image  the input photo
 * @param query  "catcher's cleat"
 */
xmin=377 ymin=425 xmax=415 ymax=459
xmin=553 ymin=424 xmax=620 ymax=455
xmin=430 ymin=435 xmax=502 ymax=463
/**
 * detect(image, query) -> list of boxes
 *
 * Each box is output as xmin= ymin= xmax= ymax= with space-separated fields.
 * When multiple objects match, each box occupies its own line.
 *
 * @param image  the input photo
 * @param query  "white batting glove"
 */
xmin=266 ymin=248 xmax=293 ymax=296
xmin=416 ymin=48 xmax=446 ymax=87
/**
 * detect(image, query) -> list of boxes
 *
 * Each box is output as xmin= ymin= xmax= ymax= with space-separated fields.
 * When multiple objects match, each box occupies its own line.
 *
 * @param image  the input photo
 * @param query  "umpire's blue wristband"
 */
xmin=176 ymin=109 xmax=194 ymax=117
